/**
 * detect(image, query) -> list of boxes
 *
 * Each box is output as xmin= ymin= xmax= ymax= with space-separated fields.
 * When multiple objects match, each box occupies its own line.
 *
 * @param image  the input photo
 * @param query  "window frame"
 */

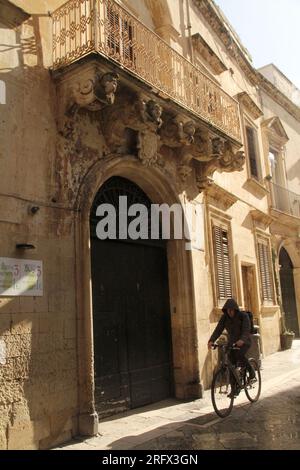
xmin=243 ymin=117 xmax=262 ymax=181
xmin=255 ymin=233 xmax=275 ymax=305
xmin=207 ymin=207 xmax=236 ymax=308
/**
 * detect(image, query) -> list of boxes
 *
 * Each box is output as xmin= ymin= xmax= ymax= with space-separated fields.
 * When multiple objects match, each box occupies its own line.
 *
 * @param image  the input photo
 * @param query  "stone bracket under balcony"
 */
xmin=53 ymin=59 xmax=245 ymax=205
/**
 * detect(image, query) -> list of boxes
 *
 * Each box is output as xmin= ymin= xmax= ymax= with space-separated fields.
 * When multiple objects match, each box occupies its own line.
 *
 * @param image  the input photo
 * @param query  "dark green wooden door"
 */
xmin=90 ymin=177 xmax=173 ymax=417
xmin=279 ymin=248 xmax=299 ymax=337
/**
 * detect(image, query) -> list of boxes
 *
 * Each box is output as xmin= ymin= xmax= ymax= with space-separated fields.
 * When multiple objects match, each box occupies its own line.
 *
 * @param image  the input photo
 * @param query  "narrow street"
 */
xmin=57 ymin=341 xmax=300 ymax=450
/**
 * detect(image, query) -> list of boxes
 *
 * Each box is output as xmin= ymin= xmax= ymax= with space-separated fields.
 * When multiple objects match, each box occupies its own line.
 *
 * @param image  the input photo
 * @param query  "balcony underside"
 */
xmin=270 ymin=207 xmax=300 ymax=227
xmin=53 ymin=55 xmax=245 ymax=199
xmin=52 ymin=0 xmax=242 ymax=145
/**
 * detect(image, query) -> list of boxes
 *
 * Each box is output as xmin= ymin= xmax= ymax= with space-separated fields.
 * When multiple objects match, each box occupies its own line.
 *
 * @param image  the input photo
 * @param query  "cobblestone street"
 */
xmin=57 ymin=341 xmax=300 ymax=450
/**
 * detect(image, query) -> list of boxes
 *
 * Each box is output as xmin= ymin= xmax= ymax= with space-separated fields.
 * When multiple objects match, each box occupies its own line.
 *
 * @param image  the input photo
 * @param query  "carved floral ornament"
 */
xmin=59 ymin=66 xmax=245 ymax=189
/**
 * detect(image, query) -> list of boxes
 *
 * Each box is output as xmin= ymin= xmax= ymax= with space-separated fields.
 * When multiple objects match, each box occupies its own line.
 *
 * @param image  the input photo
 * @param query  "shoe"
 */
xmin=249 ymin=370 xmax=256 ymax=380
xmin=227 ymin=387 xmax=240 ymax=398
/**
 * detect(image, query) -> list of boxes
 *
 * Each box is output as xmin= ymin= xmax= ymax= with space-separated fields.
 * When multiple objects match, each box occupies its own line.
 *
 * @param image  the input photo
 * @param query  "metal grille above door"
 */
xmin=90 ymin=176 xmax=164 ymax=247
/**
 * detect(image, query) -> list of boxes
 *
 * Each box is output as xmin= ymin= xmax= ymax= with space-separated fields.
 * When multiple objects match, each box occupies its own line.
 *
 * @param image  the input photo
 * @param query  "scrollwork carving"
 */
xmin=195 ymin=140 xmax=245 ymax=191
xmin=69 ymin=70 xmax=120 ymax=114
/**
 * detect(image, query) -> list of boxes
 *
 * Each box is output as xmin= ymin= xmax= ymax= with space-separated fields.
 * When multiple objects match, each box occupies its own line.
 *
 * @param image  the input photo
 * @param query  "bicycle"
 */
xmin=211 ymin=343 xmax=262 ymax=418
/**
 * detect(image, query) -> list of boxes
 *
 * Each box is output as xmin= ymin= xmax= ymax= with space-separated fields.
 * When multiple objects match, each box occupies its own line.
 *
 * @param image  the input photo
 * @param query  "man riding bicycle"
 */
xmin=208 ymin=298 xmax=256 ymax=398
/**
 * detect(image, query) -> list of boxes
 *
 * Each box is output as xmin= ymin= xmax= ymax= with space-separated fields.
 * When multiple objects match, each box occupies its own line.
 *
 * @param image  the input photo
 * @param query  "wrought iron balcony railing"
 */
xmin=270 ymin=181 xmax=300 ymax=218
xmin=52 ymin=0 xmax=241 ymax=142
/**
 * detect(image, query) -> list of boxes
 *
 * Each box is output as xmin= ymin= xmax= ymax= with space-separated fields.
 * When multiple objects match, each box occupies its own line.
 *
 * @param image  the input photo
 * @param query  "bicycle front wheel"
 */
xmin=211 ymin=367 xmax=234 ymax=418
xmin=244 ymin=358 xmax=261 ymax=402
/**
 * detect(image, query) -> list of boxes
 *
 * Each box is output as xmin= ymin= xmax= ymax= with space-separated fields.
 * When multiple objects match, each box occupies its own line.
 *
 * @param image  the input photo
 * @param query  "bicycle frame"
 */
xmin=211 ymin=342 xmax=261 ymax=418
xmin=217 ymin=344 xmax=245 ymax=389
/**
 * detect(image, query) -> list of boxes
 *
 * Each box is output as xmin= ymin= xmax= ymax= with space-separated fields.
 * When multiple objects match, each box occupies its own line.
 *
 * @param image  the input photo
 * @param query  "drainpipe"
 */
xmin=185 ymin=0 xmax=194 ymax=63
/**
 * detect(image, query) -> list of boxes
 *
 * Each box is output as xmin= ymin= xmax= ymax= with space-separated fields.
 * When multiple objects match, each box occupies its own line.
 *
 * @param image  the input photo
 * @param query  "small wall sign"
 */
xmin=0 ymin=257 xmax=43 ymax=296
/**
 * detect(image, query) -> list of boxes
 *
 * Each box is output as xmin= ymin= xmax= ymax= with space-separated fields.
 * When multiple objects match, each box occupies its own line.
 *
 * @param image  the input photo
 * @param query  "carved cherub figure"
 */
xmin=178 ymin=120 xmax=196 ymax=145
xmin=145 ymin=100 xmax=163 ymax=129
xmin=100 ymin=72 xmax=119 ymax=105
xmin=211 ymin=137 xmax=224 ymax=157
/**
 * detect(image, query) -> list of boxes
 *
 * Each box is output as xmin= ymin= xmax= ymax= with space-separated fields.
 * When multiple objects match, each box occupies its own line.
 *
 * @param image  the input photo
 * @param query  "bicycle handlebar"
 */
xmin=211 ymin=343 xmax=240 ymax=350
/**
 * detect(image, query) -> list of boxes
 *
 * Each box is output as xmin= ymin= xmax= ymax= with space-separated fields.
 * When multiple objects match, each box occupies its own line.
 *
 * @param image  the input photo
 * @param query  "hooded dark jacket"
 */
xmin=209 ymin=298 xmax=251 ymax=346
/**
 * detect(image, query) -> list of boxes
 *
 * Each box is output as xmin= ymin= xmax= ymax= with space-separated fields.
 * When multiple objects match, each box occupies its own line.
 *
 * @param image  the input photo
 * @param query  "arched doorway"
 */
xmin=90 ymin=176 xmax=174 ymax=418
xmin=279 ymin=247 xmax=299 ymax=337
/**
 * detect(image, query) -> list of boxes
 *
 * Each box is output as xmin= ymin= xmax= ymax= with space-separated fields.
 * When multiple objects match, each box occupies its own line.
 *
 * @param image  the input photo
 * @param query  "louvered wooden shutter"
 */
xmin=257 ymin=242 xmax=274 ymax=301
xmin=122 ymin=18 xmax=134 ymax=64
xmin=213 ymin=226 xmax=232 ymax=300
xmin=107 ymin=5 xmax=120 ymax=54
xmin=246 ymin=126 xmax=259 ymax=179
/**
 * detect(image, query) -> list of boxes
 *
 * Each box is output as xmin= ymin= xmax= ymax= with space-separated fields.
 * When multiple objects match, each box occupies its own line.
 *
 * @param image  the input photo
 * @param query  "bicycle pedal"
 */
xmin=247 ymin=378 xmax=257 ymax=385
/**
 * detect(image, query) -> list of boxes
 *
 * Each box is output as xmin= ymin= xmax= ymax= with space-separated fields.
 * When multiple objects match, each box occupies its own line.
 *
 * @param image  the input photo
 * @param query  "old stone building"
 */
xmin=258 ymin=64 xmax=300 ymax=338
xmin=0 ymin=0 xmax=299 ymax=449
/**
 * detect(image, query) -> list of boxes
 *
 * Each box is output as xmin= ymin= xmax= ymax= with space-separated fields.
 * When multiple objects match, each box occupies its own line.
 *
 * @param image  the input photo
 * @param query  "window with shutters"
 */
xmin=257 ymin=240 xmax=274 ymax=302
xmin=213 ymin=225 xmax=233 ymax=300
xmin=246 ymin=125 xmax=260 ymax=179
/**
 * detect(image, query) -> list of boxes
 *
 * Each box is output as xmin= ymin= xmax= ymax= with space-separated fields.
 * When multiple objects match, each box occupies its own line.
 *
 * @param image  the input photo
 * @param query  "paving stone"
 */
xmin=53 ymin=340 xmax=300 ymax=451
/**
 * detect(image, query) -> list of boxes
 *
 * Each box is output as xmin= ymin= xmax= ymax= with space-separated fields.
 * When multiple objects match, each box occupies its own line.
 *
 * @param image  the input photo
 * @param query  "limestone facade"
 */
xmin=0 ymin=0 xmax=299 ymax=449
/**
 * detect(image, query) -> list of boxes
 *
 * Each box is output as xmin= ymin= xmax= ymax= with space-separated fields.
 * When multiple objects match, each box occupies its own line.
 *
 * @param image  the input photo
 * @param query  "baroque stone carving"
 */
xmin=140 ymin=99 xmax=163 ymax=129
xmin=99 ymin=96 xmax=164 ymax=164
xmin=68 ymin=71 xmax=119 ymax=114
xmin=179 ymin=121 xmax=196 ymax=145
xmin=57 ymin=64 xmax=245 ymax=192
xmin=195 ymin=141 xmax=245 ymax=190
xmin=160 ymin=118 xmax=195 ymax=148
xmin=177 ymin=163 xmax=193 ymax=181
xmin=137 ymin=131 xmax=159 ymax=166
xmin=137 ymin=99 xmax=163 ymax=165
xmin=99 ymin=72 xmax=119 ymax=105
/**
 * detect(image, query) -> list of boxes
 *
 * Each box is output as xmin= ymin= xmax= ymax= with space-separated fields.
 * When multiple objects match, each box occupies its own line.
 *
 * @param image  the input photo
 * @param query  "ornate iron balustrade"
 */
xmin=52 ymin=0 xmax=241 ymax=141
xmin=270 ymin=181 xmax=300 ymax=218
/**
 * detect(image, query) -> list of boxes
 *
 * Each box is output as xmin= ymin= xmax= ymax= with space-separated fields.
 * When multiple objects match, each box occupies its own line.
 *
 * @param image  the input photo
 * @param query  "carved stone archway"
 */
xmin=74 ymin=155 xmax=201 ymax=435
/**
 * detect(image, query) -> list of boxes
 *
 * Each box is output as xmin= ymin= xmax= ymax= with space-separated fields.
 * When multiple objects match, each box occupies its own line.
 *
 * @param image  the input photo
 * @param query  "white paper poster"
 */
xmin=0 ymin=258 xmax=43 ymax=296
xmin=0 ymin=339 xmax=6 ymax=365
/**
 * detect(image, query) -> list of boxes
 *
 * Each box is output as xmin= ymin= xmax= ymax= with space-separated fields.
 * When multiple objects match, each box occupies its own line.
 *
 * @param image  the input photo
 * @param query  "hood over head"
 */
xmin=222 ymin=298 xmax=240 ymax=315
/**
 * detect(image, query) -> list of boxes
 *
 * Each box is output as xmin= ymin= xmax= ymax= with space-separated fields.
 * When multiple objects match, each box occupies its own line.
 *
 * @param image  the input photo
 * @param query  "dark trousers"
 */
xmin=229 ymin=344 xmax=254 ymax=389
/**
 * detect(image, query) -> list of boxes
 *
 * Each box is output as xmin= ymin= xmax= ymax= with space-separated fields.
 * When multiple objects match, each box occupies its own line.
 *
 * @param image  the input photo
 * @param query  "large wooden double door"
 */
xmin=280 ymin=248 xmax=299 ymax=337
xmin=90 ymin=178 xmax=173 ymax=417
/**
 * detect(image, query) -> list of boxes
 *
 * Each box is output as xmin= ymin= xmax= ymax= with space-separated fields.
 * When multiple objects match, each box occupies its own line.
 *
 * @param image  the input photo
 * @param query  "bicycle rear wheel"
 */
xmin=211 ymin=367 xmax=234 ymax=418
xmin=244 ymin=358 xmax=261 ymax=402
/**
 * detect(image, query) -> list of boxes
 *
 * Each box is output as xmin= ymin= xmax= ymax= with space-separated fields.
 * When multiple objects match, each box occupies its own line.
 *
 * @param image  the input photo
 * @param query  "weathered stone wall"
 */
xmin=0 ymin=208 xmax=78 ymax=449
xmin=1 ymin=0 xmax=294 ymax=449
xmin=0 ymin=5 xmax=77 ymax=448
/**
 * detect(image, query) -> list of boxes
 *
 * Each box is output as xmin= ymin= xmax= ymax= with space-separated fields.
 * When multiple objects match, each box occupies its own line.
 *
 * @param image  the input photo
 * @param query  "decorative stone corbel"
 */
xmin=68 ymin=70 xmax=119 ymax=114
xmin=178 ymin=120 xmax=196 ymax=146
xmin=195 ymin=140 xmax=245 ymax=191
xmin=160 ymin=117 xmax=195 ymax=148
xmin=188 ymin=131 xmax=223 ymax=162
xmin=217 ymin=141 xmax=245 ymax=171
xmin=138 ymin=98 xmax=163 ymax=130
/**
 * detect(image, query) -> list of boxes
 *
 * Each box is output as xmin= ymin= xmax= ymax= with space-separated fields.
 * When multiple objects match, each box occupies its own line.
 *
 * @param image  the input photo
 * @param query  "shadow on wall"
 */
xmin=0 ymin=8 xmax=78 ymax=450
xmin=286 ymin=158 xmax=300 ymax=187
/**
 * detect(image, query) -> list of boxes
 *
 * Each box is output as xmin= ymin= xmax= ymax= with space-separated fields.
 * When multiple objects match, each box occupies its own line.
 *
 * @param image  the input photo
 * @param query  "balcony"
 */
xmin=52 ymin=0 xmax=241 ymax=142
xmin=270 ymin=181 xmax=300 ymax=219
